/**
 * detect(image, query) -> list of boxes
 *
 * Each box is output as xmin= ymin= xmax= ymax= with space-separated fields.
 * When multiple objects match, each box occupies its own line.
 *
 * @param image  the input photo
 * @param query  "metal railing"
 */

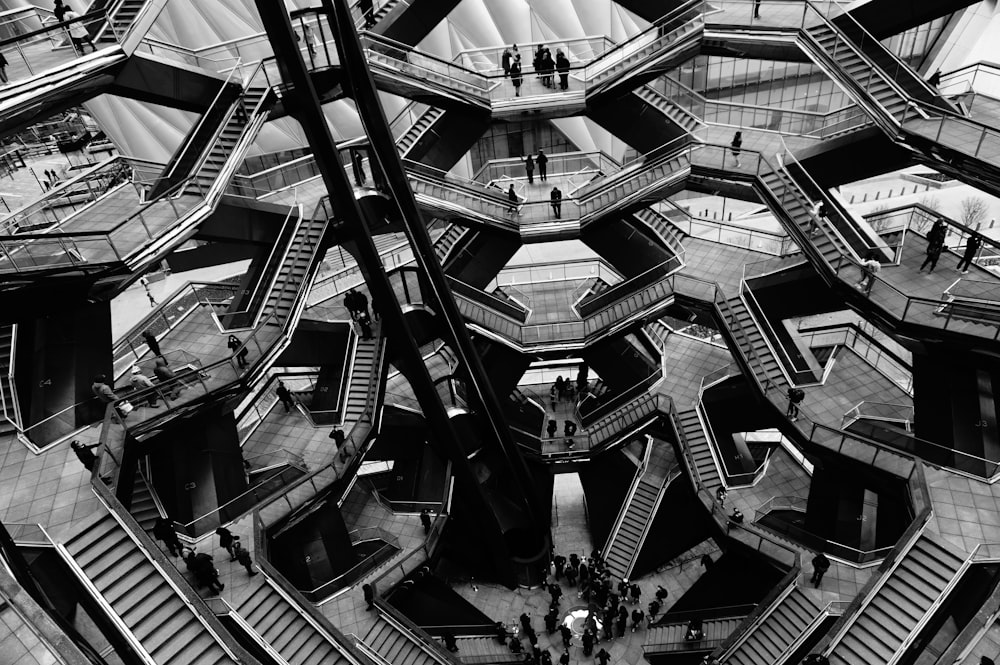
xmin=654 ymin=200 xmax=798 ymax=256
xmin=796 ymin=322 xmax=913 ymax=396
xmin=299 ymin=527 xmax=401 ymax=602
xmin=842 ymin=401 xmax=914 ymax=431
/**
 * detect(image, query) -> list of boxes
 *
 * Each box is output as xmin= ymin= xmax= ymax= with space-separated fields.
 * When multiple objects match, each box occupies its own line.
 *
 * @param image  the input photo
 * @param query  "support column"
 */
xmin=250 ymin=0 xmax=535 ymax=586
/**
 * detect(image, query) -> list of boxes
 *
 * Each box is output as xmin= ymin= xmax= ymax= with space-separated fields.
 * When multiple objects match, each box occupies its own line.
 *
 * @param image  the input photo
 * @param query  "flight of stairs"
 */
xmin=0 ymin=324 xmax=18 ymax=433
xmin=827 ymin=531 xmax=966 ymax=665
xmin=365 ymin=40 xmax=487 ymax=103
xmin=577 ymin=150 xmax=690 ymax=218
xmin=343 ymin=337 xmax=378 ymax=423
xmin=717 ymin=295 xmax=787 ymax=393
xmin=396 ymin=107 xmax=444 ymax=158
xmin=409 ymin=175 xmax=512 ymax=228
xmin=633 ymin=206 xmax=687 ymax=256
xmin=262 ymin=212 xmax=327 ymax=325
xmin=237 ymin=582 xmax=354 ymax=665
xmin=635 ymin=86 xmax=702 ymax=134
xmin=433 ymin=224 xmax=470 ymax=264
xmin=455 ymin=636 xmax=523 ymax=663
xmin=363 ymin=614 xmax=448 ymax=665
xmin=724 ymin=587 xmax=827 ymax=665
xmin=356 ymin=0 xmax=404 ymax=29
xmin=644 ymin=615 xmax=746 ymax=655
xmin=588 ymin=15 xmax=702 ymax=90
xmin=96 ymin=0 xmax=147 ymax=44
xmin=603 ymin=440 xmax=675 ymax=578
xmin=130 ymin=466 xmax=162 ymax=533
xmin=582 ymin=274 xmax=676 ymax=336
xmin=676 ymin=406 xmax=723 ymax=494
xmin=194 ymin=86 xmax=271 ymax=191
xmin=60 ymin=512 xmax=233 ymax=665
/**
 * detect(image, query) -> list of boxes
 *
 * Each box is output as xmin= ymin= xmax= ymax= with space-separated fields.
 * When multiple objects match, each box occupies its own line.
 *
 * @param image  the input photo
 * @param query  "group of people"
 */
xmin=343 ymin=288 xmax=375 ymax=340
xmin=41 ymin=168 xmax=61 ymax=191
xmin=54 ymin=0 xmax=96 ymax=56
xmin=501 ymin=43 xmax=572 ymax=96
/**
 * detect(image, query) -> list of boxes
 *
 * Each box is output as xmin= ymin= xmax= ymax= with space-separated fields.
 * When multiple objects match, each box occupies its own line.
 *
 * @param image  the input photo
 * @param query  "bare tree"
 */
xmin=867 ymin=204 xmax=891 ymax=233
xmin=914 ymin=195 xmax=942 ymax=232
xmin=960 ymin=196 xmax=989 ymax=230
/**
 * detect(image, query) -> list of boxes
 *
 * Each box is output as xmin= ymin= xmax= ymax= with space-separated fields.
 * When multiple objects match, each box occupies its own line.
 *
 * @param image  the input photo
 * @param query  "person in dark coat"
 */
xmin=216 ymin=526 xmax=236 ymax=560
xmin=494 ymin=621 xmax=507 ymax=643
xmin=581 ymin=629 xmax=594 ymax=656
xmin=71 ymin=440 xmax=98 ymax=471
xmin=359 ymin=0 xmax=374 ymax=27
xmin=550 ymin=187 xmax=562 ymax=218
xmin=537 ymin=149 xmax=549 ymax=182
xmin=152 ymin=517 xmax=181 ymax=556
xmin=958 ymin=233 xmax=983 ymax=273
xmin=553 ymin=553 xmax=566 ymax=579
xmin=520 ymin=612 xmax=532 ymax=633
xmin=501 ymin=48 xmax=512 ymax=77
xmin=420 ymin=508 xmax=432 ymax=533
xmin=511 ymin=58 xmax=523 ymax=96
xmin=524 ymin=154 xmax=535 ymax=184
xmin=355 ymin=290 xmax=370 ymax=319
xmin=363 ymin=583 xmax=375 ymax=609
xmin=596 ymin=648 xmax=611 ymax=665
xmin=233 ymin=539 xmax=257 ymax=576
xmin=228 ymin=334 xmax=249 ymax=368
xmin=616 ymin=610 xmax=627 ymax=637
xmin=811 ymin=552 xmax=831 ymax=587
xmin=276 ymin=380 xmax=295 ymax=412
xmin=556 ymin=50 xmax=570 ymax=90
xmin=919 ymin=223 xmax=945 ymax=273
xmin=358 ymin=313 xmax=374 ymax=340
xmin=142 ymin=330 xmax=164 ymax=360
xmin=558 ymin=624 xmax=572 ymax=649
xmin=544 ymin=609 xmax=558 ymax=634
xmin=443 ymin=631 xmax=458 ymax=652
xmin=730 ymin=130 xmax=743 ymax=167
xmin=352 ymin=150 xmax=366 ymax=186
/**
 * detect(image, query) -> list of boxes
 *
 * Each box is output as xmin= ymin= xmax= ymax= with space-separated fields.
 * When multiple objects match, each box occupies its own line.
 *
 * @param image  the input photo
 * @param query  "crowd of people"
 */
xmin=501 ymin=43 xmax=572 ymax=96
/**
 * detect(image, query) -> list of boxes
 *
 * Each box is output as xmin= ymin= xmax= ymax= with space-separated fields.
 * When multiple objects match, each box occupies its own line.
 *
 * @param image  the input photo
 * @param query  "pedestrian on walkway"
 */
xmin=276 ymin=380 xmax=295 ymax=413
xmin=130 ymin=366 xmax=158 ymax=407
xmin=228 ymin=334 xmax=249 ymax=368
xmin=553 ymin=553 xmax=566 ymax=579
xmin=509 ymin=636 xmax=523 ymax=654
xmin=582 ymin=628 xmax=594 ymax=656
xmin=811 ymin=552 xmax=831 ymax=587
xmin=152 ymin=517 xmax=182 ymax=556
xmin=153 ymin=358 xmax=181 ymax=400
xmin=857 ymin=252 xmax=881 ymax=294
xmin=507 ymin=184 xmax=519 ymax=215
xmin=358 ymin=312 xmax=374 ymax=340
xmin=501 ymin=47 xmax=512 ymax=78
xmin=958 ymin=233 xmax=982 ymax=273
xmin=655 ymin=584 xmax=669 ymax=602
xmin=920 ymin=229 xmax=945 ymax=273
xmin=786 ymin=386 xmax=805 ymax=421
xmin=556 ymin=50 xmax=570 ymax=90
xmin=596 ymin=648 xmax=611 ymax=665
xmin=630 ymin=583 xmax=641 ymax=605
xmin=443 ymin=631 xmax=459 ymax=652
xmin=64 ymin=10 xmax=96 ymax=55
xmin=631 ymin=608 xmax=645 ymax=632
xmin=344 ymin=290 xmax=358 ymax=319
xmin=359 ymin=0 xmax=374 ymax=27
xmin=216 ymin=526 xmax=236 ymax=560
xmin=716 ymin=486 xmax=727 ymax=505
xmin=685 ymin=618 xmax=704 ymax=641
xmin=753 ymin=0 xmax=761 ymax=18
xmin=602 ymin=607 xmax=614 ymax=640
xmin=550 ymin=186 xmax=562 ymax=218
xmin=544 ymin=609 xmax=558 ymax=634
xmin=648 ymin=599 xmax=661 ymax=621
xmin=511 ymin=58 xmax=523 ymax=96
xmin=730 ymin=131 xmax=743 ymax=167
xmin=541 ymin=650 xmax=553 ymax=665
xmin=549 ymin=582 xmax=562 ymax=606
xmin=559 ymin=624 xmax=572 ymax=649
xmin=546 ymin=419 xmax=558 ymax=439
xmin=232 ymin=538 xmax=257 ymax=576
xmin=616 ymin=608 xmax=628 ymax=637
xmin=352 ymin=150 xmax=366 ymax=186
xmin=420 ymin=508 xmax=432 ymax=533
xmin=139 ymin=275 xmax=156 ymax=307
xmin=142 ymin=330 xmax=164 ymax=361
xmin=520 ymin=612 xmax=532 ymax=633
xmin=537 ymin=150 xmax=549 ymax=182
xmin=363 ymin=583 xmax=375 ymax=609
xmin=525 ymin=153 xmax=535 ymax=184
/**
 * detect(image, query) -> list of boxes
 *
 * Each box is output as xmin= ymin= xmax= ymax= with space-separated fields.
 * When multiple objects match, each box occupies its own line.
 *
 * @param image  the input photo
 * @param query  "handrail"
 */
xmin=584 ymin=0 xmax=701 ymax=77
xmin=577 ymin=256 xmax=683 ymax=318
xmin=739 ymin=279 xmax=816 ymax=385
xmin=579 ymin=371 xmax=661 ymax=427
xmin=0 ymin=8 xmax=108 ymax=49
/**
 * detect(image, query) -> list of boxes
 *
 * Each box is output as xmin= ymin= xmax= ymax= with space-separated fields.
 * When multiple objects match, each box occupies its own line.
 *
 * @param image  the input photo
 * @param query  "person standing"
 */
xmin=730 ymin=131 xmax=743 ymax=167
xmin=753 ymin=0 xmax=761 ymax=18
xmin=232 ymin=538 xmax=257 ymax=576
xmin=648 ymin=599 xmax=661 ymax=621
xmin=629 ymin=583 xmax=641 ymax=605
xmin=443 ymin=632 xmax=459 ymax=652
xmin=546 ymin=419 xmax=558 ymax=439
xmin=524 ymin=153 xmax=535 ymax=184
xmin=501 ymin=48 xmax=512 ymax=78
xmin=71 ymin=440 xmax=99 ymax=471
xmin=553 ymin=553 xmax=566 ymax=579
xmin=130 ymin=366 xmax=158 ymax=407
xmin=596 ymin=648 xmax=611 ymax=665
xmin=359 ymin=0 xmax=374 ymax=28
xmin=550 ymin=186 xmax=562 ymax=218
xmin=537 ymin=149 xmax=548 ymax=182
xmin=631 ymin=608 xmax=645 ymax=631
xmin=228 ymin=334 xmax=249 ymax=368
xmin=276 ymin=380 xmax=295 ymax=413
xmin=139 ymin=275 xmax=156 ymax=307
xmin=53 ymin=0 xmax=69 ymax=22
xmin=811 ymin=552 xmax=831 ymax=587
xmin=581 ymin=628 xmax=594 ymax=656
xmin=786 ymin=387 xmax=804 ymax=421
xmin=142 ymin=330 xmax=164 ymax=361
xmin=363 ymin=583 xmax=375 ymax=609
xmin=152 ymin=517 xmax=182 ymax=556
xmin=344 ymin=290 xmax=357 ymax=319
xmin=330 ymin=426 xmax=345 ymax=450
xmin=958 ymin=233 xmax=982 ymax=273
xmin=507 ymin=184 xmax=519 ymax=214
xmin=919 ymin=224 xmax=945 ymax=273
xmin=216 ymin=526 xmax=236 ymax=560
xmin=556 ymin=50 xmax=570 ymax=90
xmin=558 ymin=624 xmax=572 ymax=649
xmin=352 ymin=150 xmax=366 ymax=186
xmin=420 ymin=508 xmax=432 ymax=533
xmin=153 ymin=357 xmax=180 ymax=400
xmin=511 ymin=57 xmax=523 ymax=97
xmin=358 ymin=312 xmax=374 ymax=340
xmin=544 ymin=609 xmax=558 ymax=634
xmin=616 ymin=607 xmax=628 ymax=637
xmin=355 ymin=290 xmax=370 ymax=319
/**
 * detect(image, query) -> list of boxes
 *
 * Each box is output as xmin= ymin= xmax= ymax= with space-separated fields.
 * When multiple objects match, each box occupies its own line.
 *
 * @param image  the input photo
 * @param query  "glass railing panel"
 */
xmin=453 ymin=37 xmax=613 ymax=76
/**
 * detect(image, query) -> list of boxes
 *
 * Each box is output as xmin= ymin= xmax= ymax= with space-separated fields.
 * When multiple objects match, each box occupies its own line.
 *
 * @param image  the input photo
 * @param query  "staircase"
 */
xmin=343 ymin=337 xmax=379 ymax=424
xmin=130 ymin=466 xmax=162 ymax=533
xmin=96 ymin=0 xmax=147 ymax=44
xmin=603 ymin=438 xmax=675 ymax=579
xmin=455 ymin=636 xmax=522 ymax=663
xmin=644 ymin=615 xmax=746 ymax=655
xmin=237 ymin=582 xmax=354 ymax=665
xmin=827 ymin=530 xmax=966 ymax=665
xmin=717 ymin=295 xmax=787 ymax=393
xmin=634 ymin=206 xmax=687 ymax=256
xmin=396 ymin=107 xmax=444 ymax=158
xmin=409 ymin=175 xmax=512 ymax=227
xmin=193 ymin=86 xmax=271 ymax=191
xmin=676 ymin=406 xmax=723 ymax=494
xmin=356 ymin=0 xmax=403 ymax=29
xmin=577 ymin=149 xmax=690 ymax=219
xmin=724 ymin=587 xmax=827 ymax=665
xmin=635 ymin=86 xmax=703 ymax=134
xmin=433 ymin=224 xmax=470 ymax=264
xmin=261 ymin=209 xmax=327 ymax=325
xmin=0 ymin=324 xmax=18 ymax=433
xmin=363 ymin=613 xmax=449 ymax=665
xmin=60 ymin=512 xmax=233 ymax=664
